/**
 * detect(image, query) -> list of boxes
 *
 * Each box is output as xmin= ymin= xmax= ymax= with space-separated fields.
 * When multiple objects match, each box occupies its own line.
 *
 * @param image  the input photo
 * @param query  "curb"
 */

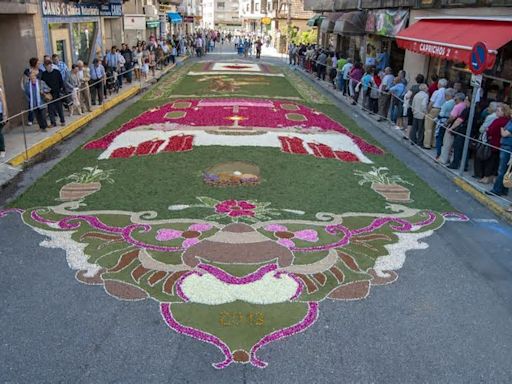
xmin=7 ymin=58 xmax=188 ymax=168
xmin=8 ymin=86 xmax=139 ymax=168
xmin=293 ymin=66 xmax=512 ymax=224
xmin=453 ymin=177 xmax=512 ymax=224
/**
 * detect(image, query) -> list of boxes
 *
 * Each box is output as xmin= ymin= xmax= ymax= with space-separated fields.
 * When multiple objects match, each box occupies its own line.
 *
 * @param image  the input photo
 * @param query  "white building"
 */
xmin=202 ymin=0 xmax=215 ymax=28
xmin=239 ymin=0 xmax=270 ymax=33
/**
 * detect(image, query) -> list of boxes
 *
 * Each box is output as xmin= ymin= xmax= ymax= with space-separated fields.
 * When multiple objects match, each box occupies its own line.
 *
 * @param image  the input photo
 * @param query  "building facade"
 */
xmin=215 ymin=0 xmax=241 ymax=29
xmin=0 ymin=0 xmax=45 ymax=124
xmin=305 ymin=0 xmax=512 ymax=103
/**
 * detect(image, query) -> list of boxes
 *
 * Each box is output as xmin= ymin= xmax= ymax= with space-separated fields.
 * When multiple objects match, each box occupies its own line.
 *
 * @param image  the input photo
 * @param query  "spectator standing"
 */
xmin=479 ymin=102 xmax=499 ymax=134
xmin=0 ymin=85 xmax=6 ymax=158
xmin=440 ymin=93 xmax=466 ymax=164
xmin=340 ymin=58 xmax=353 ymax=96
xmin=41 ymin=60 xmax=65 ymax=127
xmin=317 ymin=50 xmax=328 ymax=81
xmin=435 ymin=88 xmax=456 ymax=160
xmin=403 ymin=74 xmax=425 ymax=137
xmin=349 ymin=62 xmax=364 ymax=105
xmin=89 ymin=58 xmax=105 ymax=106
xmin=487 ymin=117 xmax=512 ymax=197
xmin=476 ymin=104 xmax=510 ymax=184
xmin=378 ymin=67 xmax=394 ymax=121
xmin=21 ymin=58 xmax=41 ymax=126
xmin=428 ymin=74 xmax=439 ymax=98
xmin=52 ymin=54 xmax=70 ymax=86
xmin=120 ymin=44 xmax=133 ymax=83
xmin=389 ymin=76 xmax=406 ymax=128
xmin=330 ymin=53 xmax=338 ymax=87
xmin=424 ymin=78 xmax=448 ymax=148
xmin=24 ymin=71 xmax=50 ymax=132
xmin=361 ymin=67 xmax=375 ymax=110
xmin=76 ymin=60 xmax=91 ymax=113
xmin=447 ymin=96 xmax=472 ymax=170
xmin=409 ymin=83 xmax=429 ymax=145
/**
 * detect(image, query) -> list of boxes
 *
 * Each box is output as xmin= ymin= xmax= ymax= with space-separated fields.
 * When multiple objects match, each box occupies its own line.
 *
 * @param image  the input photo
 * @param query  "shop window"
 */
xmin=72 ymin=22 xmax=97 ymax=64
xmin=56 ymin=40 xmax=67 ymax=64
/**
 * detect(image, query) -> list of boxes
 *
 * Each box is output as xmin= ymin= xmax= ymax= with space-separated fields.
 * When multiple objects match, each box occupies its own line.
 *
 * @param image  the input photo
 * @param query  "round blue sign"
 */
xmin=470 ymin=42 xmax=488 ymax=75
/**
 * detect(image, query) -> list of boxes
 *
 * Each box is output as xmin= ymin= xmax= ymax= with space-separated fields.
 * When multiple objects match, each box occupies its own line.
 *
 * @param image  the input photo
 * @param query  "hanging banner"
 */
xmin=365 ymin=9 xmax=409 ymax=37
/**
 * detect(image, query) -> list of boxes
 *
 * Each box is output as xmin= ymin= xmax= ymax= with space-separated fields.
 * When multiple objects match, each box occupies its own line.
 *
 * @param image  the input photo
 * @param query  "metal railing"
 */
xmin=283 ymin=52 xmax=512 ymax=205
xmin=1 ymin=52 xmax=186 ymax=164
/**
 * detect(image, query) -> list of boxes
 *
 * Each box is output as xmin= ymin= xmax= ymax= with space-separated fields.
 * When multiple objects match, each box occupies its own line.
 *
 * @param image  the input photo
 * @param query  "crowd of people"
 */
xmin=288 ymin=43 xmax=512 ymax=206
xmin=18 ymin=34 xmax=192 ymax=133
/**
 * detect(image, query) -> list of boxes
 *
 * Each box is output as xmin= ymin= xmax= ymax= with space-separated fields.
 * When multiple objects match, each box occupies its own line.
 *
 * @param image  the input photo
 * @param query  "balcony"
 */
xmin=0 ymin=0 xmax=39 ymax=14
xmin=304 ymin=0 xmax=511 ymax=12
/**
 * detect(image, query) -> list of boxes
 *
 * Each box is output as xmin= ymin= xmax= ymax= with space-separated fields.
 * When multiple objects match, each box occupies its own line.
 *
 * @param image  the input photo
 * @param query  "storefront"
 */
xmin=41 ymin=0 xmax=122 ymax=65
xmin=319 ymin=13 xmax=341 ymax=50
xmin=396 ymin=16 xmax=512 ymax=103
xmin=146 ymin=19 xmax=160 ymax=40
xmin=123 ymin=15 xmax=146 ymax=45
xmin=364 ymin=9 xmax=408 ymax=73
xmin=333 ymin=11 xmax=366 ymax=61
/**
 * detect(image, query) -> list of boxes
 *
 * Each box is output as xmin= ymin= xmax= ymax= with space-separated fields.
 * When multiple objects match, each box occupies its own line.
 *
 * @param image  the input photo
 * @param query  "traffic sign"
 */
xmin=469 ymin=41 xmax=488 ymax=75
xmin=470 ymin=74 xmax=482 ymax=87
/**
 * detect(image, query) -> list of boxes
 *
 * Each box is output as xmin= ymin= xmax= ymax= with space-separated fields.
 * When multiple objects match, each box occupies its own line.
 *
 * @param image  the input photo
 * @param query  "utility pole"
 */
xmin=286 ymin=0 xmax=292 ymax=50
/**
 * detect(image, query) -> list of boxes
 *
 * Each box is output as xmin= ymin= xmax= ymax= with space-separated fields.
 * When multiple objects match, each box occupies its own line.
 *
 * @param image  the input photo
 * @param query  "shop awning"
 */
xmin=167 ymin=12 xmax=182 ymax=23
xmin=307 ymin=14 xmax=325 ymax=27
xmin=333 ymin=11 xmax=366 ymax=35
xmin=396 ymin=19 xmax=512 ymax=69
xmin=320 ymin=13 xmax=342 ymax=33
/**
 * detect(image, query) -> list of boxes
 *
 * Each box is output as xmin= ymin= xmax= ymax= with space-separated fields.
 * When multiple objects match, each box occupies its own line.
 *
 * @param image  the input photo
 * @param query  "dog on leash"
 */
xmin=69 ymin=87 xmax=82 ymax=116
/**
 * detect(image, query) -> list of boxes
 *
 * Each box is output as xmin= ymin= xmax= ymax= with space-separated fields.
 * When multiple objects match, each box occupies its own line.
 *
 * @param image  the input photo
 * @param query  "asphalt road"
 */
xmin=1 ymin=50 xmax=512 ymax=384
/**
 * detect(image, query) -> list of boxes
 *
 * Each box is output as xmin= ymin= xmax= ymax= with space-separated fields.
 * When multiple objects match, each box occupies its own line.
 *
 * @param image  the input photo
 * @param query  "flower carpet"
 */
xmin=3 ymin=60 xmax=467 ymax=370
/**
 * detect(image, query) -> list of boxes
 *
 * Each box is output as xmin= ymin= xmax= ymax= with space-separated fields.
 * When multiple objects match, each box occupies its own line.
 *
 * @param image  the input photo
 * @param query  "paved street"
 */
xmin=1 ymin=48 xmax=512 ymax=384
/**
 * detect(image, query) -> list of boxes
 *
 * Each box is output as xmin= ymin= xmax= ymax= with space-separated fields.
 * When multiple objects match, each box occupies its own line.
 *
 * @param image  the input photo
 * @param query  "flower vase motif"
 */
xmin=371 ymin=182 xmax=411 ymax=203
xmin=59 ymin=182 xmax=102 ymax=201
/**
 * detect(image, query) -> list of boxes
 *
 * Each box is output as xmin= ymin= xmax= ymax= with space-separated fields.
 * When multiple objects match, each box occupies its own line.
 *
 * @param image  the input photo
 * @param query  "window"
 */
xmin=217 ymin=1 xmax=225 ymax=8
xmin=255 ymin=2 xmax=259 ymax=11
xmin=246 ymin=3 xmax=249 ymax=11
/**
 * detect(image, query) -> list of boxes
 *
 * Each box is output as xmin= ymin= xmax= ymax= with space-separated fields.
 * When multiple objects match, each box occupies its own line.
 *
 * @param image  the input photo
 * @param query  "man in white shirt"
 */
xmin=410 ymin=84 xmax=429 ymax=145
xmin=424 ymin=78 xmax=447 ymax=148
xmin=341 ymin=58 xmax=353 ymax=96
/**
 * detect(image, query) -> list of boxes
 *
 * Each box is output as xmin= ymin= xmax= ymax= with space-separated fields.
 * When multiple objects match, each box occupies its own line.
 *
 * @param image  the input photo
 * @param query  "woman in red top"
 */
xmin=477 ymin=104 xmax=511 ymax=184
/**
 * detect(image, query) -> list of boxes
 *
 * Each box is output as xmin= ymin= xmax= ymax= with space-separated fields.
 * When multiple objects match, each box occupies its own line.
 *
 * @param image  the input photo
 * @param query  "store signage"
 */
xmin=418 ymin=42 xmax=452 ymax=58
xmin=183 ymin=16 xmax=194 ymax=23
xmin=41 ymin=0 xmax=123 ymax=17
xmin=146 ymin=20 xmax=160 ymax=28
xmin=470 ymin=41 xmax=488 ymax=75
xmin=261 ymin=17 xmax=271 ymax=25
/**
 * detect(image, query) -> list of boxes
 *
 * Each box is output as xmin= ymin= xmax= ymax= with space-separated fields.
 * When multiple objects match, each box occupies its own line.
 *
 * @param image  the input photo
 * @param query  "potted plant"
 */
xmin=354 ymin=167 xmax=413 ymax=203
xmin=57 ymin=166 xmax=115 ymax=201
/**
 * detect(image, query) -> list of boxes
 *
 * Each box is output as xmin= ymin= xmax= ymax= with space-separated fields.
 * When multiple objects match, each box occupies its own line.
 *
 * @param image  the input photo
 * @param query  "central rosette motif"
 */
xmin=214 ymin=200 xmax=256 ymax=217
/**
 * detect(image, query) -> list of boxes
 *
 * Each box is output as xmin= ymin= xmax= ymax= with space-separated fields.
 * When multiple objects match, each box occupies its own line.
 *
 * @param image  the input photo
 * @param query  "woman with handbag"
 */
xmin=24 ymin=70 xmax=49 ymax=131
xmin=487 ymin=116 xmax=512 ymax=197
xmin=474 ymin=104 xmax=509 ymax=184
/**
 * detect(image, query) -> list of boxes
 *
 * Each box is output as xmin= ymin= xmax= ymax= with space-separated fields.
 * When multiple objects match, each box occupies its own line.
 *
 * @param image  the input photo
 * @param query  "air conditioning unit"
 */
xmin=144 ymin=5 xmax=158 ymax=16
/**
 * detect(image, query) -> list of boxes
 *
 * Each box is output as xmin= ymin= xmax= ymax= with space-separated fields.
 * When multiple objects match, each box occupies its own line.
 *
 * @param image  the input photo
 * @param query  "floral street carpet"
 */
xmin=2 ymin=61 xmax=467 ymax=369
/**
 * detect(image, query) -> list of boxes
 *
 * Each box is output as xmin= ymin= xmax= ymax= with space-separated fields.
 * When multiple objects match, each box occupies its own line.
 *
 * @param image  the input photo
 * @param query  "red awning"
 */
xmin=396 ymin=19 xmax=512 ymax=69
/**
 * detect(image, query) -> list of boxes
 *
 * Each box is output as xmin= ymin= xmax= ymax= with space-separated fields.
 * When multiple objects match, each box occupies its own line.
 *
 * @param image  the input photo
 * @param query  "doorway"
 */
xmin=50 ymin=23 xmax=72 ymax=66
